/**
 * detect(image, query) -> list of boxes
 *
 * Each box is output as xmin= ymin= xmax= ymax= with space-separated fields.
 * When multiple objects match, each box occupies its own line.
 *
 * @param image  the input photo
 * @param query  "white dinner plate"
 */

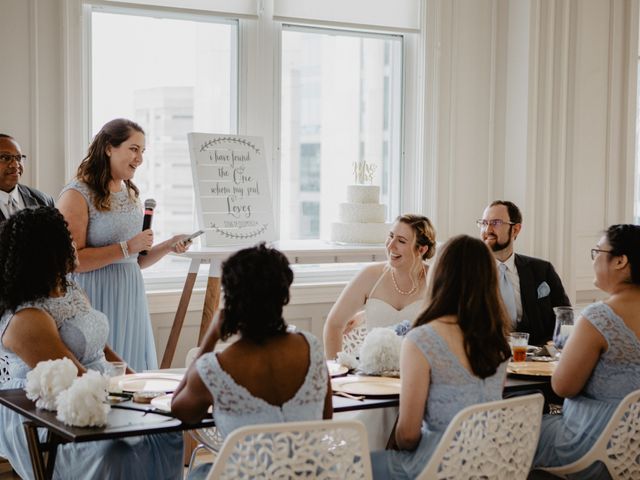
xmin=117 ymin=373 xmax=184 ymax=393
xmin=150 ymin=394 xmax=173 ymax=412
xmin=332 ymin=375 xmax=401 ymax=398
xmin=507 ymin=361 xmax=557 ymax=377
xmin=327 ymin=361 xmax=349 ymax=377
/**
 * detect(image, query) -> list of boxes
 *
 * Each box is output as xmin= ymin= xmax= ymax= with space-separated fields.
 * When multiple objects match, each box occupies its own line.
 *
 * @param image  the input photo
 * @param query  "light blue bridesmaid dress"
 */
xmin=0 ymin=283 xmax=183 ymax=479
xmin=532 ymin=302 xmax=640 ymax=479
xmin=61 ymin=180 xmax=158 ymax=371
xmin=370 ymin=324 xmax=508 ymax=479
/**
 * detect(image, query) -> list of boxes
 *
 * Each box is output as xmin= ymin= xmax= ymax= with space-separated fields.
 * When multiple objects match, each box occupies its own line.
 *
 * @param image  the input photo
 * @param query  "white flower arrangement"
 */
xmin=336 ymin=351 xmax=359 ymax=370
xmin=357 ymin=327 xmax=403 ymax=376
xmin=56 ymin=370 xmax=110 ymax=427
xmin=25 ymin=358 xmax=77 ymax=411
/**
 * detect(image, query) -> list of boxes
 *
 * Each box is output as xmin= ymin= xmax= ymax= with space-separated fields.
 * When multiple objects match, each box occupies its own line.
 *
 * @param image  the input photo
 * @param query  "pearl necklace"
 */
xmin=390 ymin=268 xmax=423 ymax=296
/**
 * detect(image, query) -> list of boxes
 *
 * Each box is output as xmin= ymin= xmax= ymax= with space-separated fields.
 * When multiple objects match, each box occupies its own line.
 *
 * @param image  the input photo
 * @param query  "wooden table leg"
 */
xmin=161 ymin=259 xmax=201 ymax=368
xmin=23 ymin=421 xmax=46 ymax=480
xmin=183 ymin=431 xmax=199 ymax=467
xmin=198 ymin=275 xmax=221 ymax=345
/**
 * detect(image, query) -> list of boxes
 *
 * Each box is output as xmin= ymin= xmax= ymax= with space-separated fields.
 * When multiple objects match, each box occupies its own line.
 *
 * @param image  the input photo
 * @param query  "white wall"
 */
xmin=1 ymin=0 xmax=637 ymax=365
xmin=423 ymin=0 xmax=637 ymax=302
xmin=0 ymin=0 xmax=66 ymax=194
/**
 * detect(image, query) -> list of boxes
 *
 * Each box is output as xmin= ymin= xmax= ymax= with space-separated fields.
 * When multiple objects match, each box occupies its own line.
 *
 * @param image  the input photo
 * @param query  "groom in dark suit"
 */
xmin=0 ymin=134 xmax=54 ymax=221
xmin=478 ymin=200 xmax=570 ymax=345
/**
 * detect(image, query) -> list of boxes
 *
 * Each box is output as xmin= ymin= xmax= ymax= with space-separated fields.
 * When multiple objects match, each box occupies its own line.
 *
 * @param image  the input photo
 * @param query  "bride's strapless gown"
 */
xmin=364 ymin=298 xmax=423 ymax=328
xmin=337 ymin=270 xmax=425 ymax=451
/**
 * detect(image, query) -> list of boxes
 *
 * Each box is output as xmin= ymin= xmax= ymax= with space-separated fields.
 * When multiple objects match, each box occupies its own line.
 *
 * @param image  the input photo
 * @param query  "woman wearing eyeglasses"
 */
xmin=531 ymin=224 xmax=640 ymax=479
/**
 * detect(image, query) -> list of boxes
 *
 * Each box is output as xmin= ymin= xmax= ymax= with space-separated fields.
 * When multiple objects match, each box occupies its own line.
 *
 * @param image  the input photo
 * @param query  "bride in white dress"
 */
xmin=323 ymin=214 xmax=436 ymax=450
xmin=323 ymin=214 xmax=437 ymax=359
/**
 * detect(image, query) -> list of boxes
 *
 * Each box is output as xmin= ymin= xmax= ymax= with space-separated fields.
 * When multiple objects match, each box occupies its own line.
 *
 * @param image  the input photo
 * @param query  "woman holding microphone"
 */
xmin=58 ymin=118 xmax=192 ymax=371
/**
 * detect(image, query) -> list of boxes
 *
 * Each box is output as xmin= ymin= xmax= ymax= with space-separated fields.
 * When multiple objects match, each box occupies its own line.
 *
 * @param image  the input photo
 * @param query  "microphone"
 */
xmin=140 ymin=198 xmax=156 ymax=256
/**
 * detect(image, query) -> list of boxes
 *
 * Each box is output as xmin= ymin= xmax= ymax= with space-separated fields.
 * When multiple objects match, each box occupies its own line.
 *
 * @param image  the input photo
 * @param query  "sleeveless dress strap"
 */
xmin=367 ymin=266 xmax=389 ymax=299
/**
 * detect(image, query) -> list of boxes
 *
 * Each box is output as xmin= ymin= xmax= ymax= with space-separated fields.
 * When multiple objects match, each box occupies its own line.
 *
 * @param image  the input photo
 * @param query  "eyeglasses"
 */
xmin=590 ymin=248 xmax=613 ymax=260
xmin=476 ymin=219 xmax=516 ymax=229
xmin=0 ymin=154 xmax=26 ymax=164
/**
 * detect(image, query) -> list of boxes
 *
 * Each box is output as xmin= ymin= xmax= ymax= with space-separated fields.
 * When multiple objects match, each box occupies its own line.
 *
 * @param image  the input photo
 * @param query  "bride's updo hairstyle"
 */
xmin=0 ymin=207 xmax=76 ymax=315
xmin=396 ymin=214 xmax=437 ymax=260
xmin=220 ymin=242 xmax=294 ymax=343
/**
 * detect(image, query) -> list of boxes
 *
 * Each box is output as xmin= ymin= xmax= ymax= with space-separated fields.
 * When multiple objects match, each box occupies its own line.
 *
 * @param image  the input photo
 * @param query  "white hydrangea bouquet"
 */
xmin=25 ymin=358 xmax=77 ymax=410
xmin=337 ymin=321 xmax=411 ymax=376
xmin=25 ymin=357 xmax=110 ymax=427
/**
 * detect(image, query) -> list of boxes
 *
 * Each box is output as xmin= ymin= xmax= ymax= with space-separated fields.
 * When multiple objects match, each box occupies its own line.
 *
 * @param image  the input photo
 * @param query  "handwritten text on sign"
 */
xmin=188 ymin=134 xmax=276 ymax=246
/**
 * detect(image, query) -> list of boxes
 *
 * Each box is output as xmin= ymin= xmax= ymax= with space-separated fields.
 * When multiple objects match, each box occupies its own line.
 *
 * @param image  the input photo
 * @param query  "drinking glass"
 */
xmin=553 ymin=307 xmax=576 ymax=350
xmin=509 ymin=332 xmax=529 ymax=362
xmin=106 ymin=361 xmax=127 ymax=378
xmin=106 ymin=361 xmax=127 ymax=393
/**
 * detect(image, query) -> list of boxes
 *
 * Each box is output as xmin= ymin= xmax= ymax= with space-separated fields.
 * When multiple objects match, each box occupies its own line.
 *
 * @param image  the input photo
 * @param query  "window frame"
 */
xmin=65 ymin=0 xmax=425 ymax=290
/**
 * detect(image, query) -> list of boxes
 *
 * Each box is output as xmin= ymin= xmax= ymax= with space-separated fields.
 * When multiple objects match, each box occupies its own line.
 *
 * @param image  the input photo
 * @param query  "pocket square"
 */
xmin=537 ymin=281 xmax=550 ymax=299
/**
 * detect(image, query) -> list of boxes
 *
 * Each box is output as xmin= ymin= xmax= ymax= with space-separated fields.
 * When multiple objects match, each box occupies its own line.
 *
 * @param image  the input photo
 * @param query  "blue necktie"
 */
xmin=499 ymin=263 xmax=517 ymax=327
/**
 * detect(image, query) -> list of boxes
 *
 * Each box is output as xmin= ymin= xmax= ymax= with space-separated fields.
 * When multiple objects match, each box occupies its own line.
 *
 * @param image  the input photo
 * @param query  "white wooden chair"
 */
xmin=417 ymin=393 xmax=544 ymax=480
xmin=342 ymin=324 xmax=368 ymax=357
xmin=537 ymin=388 xmax=640 ymax=479
xmin=205 ymin=419 xmax=372 ymax=479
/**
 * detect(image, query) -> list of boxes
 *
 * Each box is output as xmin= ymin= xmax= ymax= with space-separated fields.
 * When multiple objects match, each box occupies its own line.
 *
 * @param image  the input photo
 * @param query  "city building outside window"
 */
xmin=280 ymin=26 xmax=403 ymax=240
xmin=88 ymin=8 xmax=409 ymax=287
xmin=90 ymin=7 xmax=238 ymax=280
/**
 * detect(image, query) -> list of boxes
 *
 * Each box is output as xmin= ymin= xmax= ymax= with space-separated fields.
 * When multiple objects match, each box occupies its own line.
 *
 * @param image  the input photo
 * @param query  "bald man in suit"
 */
xmin=0 ymin=134 xmax=54 ymax=221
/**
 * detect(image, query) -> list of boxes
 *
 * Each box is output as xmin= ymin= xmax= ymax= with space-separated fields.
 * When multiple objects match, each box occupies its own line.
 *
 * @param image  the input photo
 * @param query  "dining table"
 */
xmin=0 ymin=382 xmax=404 ymax=480
xmin=0 ymin=388 xmax=215 ymax=480
xmin=330 ymin=361 xmax=558 ymax=450
xmin=0 ymin=362 xmax=558 ymax=479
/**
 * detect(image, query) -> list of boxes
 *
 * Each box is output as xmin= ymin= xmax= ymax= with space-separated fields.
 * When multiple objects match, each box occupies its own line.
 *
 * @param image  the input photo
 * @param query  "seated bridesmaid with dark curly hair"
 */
xmin=172 ymin=243 xmax=333 ymax=479
xmin=0 ymin=206 xmax=183 ymax=480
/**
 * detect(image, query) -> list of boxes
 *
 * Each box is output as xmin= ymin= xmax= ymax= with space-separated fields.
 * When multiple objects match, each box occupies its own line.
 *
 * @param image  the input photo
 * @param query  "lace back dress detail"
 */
xmin=196 ymin=331 xmax=328 ymax=438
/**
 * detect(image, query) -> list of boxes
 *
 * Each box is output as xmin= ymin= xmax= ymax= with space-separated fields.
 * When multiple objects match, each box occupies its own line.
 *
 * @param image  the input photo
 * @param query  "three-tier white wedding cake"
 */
xmin=330 ymin=184 xmax=391 ymax=244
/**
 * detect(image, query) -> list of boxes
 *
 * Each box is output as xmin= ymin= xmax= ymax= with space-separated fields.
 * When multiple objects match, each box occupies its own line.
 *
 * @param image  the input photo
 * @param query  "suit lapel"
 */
xmin=17 ymin=185 xmax=38 ymax=208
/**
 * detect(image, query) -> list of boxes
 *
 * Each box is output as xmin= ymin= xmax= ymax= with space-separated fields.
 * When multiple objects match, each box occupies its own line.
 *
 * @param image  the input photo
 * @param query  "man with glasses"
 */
xmin=0 ymin=133 xmax=54 ymax=221
xmin=478 ymin=200 xmax=570 ymax=345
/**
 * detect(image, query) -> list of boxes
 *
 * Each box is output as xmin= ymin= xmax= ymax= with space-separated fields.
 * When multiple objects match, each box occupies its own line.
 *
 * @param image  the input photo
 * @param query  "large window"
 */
xmin=90 ymin=6 xmax=238 ymax=277
xmin=83 ymin=3 xmax=416 ymax=287
xmin=280 ymin=26 xmax=403 ymax=240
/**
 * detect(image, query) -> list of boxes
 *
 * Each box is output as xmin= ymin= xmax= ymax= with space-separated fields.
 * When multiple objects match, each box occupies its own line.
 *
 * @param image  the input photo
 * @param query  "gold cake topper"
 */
xmin=353 ymin=159 xmax=376 ymax=184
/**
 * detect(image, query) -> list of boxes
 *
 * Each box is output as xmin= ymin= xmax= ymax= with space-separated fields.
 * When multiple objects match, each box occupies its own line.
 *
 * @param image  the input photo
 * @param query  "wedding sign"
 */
xmin=187 ymin=133 xmax=276 ymax=246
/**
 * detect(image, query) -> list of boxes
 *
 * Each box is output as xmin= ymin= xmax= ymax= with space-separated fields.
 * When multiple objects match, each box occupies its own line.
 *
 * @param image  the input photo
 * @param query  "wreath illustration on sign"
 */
xmin=199 ymin=137 xmax=261 ymax=155
xmin=209 ymin=223 xmax=268 ymax=240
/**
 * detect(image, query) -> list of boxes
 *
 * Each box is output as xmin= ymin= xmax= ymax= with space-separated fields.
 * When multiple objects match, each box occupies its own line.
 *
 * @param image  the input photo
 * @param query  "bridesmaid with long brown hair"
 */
xmin=370 ymin=235 xmax=512 ymax=479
